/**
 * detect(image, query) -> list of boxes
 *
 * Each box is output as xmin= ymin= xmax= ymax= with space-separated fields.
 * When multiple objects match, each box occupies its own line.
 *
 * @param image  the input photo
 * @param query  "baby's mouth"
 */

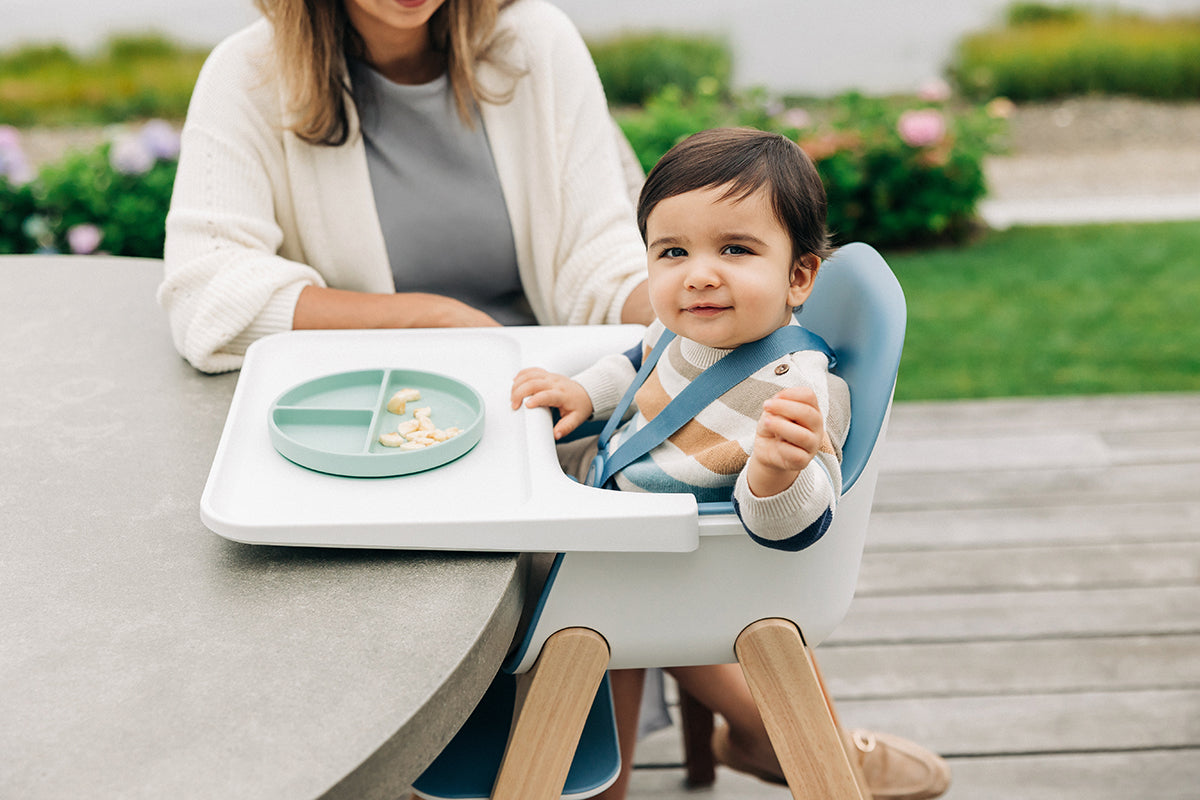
xmin=685 ymin=303 xmax=731 ymax=317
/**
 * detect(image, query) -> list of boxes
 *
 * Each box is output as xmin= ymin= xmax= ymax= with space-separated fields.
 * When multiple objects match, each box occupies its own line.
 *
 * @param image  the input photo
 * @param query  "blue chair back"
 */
xmin=800 ymin=242 xmax=907 ymax=490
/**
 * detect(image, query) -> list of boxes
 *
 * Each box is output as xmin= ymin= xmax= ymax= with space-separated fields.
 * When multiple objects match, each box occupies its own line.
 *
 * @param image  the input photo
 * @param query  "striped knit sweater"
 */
xmin=572 ymin=320 xmax=851 ymax=550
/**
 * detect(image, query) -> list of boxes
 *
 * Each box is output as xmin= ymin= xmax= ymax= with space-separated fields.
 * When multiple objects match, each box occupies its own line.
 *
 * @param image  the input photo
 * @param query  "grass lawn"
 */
xmin=883 ymin=220 xmax=1200 ymax=401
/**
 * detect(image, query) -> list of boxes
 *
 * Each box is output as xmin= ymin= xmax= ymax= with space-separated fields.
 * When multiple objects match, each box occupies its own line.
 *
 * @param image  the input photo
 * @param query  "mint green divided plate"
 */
xmin=268 ymin=369 xmax=485 ymax=477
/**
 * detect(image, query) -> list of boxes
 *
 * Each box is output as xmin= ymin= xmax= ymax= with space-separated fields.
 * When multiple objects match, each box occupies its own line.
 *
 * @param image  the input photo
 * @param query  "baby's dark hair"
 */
xmin=637 ymin=127 xmax=833 ymax=263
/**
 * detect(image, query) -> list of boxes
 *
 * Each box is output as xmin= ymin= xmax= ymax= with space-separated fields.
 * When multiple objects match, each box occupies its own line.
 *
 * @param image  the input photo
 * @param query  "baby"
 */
xmin=511 ymin=127 xmax=850 ymax=551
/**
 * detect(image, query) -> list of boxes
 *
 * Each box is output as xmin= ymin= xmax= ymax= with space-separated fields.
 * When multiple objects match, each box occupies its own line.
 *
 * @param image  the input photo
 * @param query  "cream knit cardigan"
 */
xmin=159 ymin=0 xmax=646 ymax=373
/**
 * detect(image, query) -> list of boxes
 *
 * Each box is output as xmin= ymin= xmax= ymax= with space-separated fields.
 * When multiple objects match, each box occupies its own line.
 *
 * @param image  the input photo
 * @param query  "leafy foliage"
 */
xmin=617 ymin=88 xmax=1005 ymax=249
xmin=0 ymin=34 xmax=206 ymax=126
xmin=0 ymin=122 xmax=178 ymax=257
xmin=951 ymin=4 xmax=1200 ymax=100
xmin=588 ymin=32 xmax=732 ymax=107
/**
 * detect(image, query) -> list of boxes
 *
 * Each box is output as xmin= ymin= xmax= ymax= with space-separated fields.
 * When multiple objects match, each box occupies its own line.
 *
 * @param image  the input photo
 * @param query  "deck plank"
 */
xmin=837 ymin=688 xmax=1200 ymax=755
xmin=816 ymin=635 xmax=1200 ymax=699
xmin=940 ymin=751 xmax=1200 ymax=800
xmin=830 ymin=586 xmax=1200 ymax=644
xmin=628 ymin=394 xmax=1200 ymax=800
xmin=866 ymin=501 xmax=1200 ymax=549
xmin=857 ymin=541 xmax=1200 ymax=594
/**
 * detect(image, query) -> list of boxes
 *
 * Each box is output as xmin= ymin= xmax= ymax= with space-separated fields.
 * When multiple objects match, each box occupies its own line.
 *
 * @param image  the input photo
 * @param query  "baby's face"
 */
xmin=645 ymin=184 xmax=816 ymax=349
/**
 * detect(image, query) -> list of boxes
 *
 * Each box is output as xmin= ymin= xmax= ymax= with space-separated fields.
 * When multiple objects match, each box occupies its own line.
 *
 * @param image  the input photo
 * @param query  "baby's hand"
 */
xmin=511 ymin=367 xmax=594 ymax=440
xmin=746 ymin=386 xmax=825 ymax=498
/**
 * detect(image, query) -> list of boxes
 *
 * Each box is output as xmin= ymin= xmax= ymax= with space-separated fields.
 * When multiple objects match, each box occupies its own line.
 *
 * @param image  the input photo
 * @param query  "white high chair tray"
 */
xmin=201 ymin=327 xmax=698 ymax=552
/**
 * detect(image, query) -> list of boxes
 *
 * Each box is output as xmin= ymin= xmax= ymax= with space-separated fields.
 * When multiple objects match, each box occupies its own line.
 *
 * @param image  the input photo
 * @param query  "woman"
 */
xmin=160 ymin=0 xmax=651 ymax=372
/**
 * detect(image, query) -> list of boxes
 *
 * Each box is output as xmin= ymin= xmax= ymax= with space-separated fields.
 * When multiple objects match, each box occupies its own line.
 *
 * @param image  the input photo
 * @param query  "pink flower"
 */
xmin=897 ymin=109 xmax=946 ymax=148
xmin=67 ymin=223 xmax=104 ymax=255
xmin=0 ymin=125 xmax=20 ymax=151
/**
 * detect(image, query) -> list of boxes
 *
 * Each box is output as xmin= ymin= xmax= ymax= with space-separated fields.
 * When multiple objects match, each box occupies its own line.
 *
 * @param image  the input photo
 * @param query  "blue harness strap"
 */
xmin=586 ymin=325 xmax=835 ymax=489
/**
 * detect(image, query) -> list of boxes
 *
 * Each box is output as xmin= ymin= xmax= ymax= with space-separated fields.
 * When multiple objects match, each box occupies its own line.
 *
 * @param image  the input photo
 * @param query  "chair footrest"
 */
xmin=413 ymin=672 xmax=619 ymax=800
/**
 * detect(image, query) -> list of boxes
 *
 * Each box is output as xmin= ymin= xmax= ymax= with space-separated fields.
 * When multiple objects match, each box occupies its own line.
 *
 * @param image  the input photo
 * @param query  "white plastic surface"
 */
xmin=200 ymin=327 xmax=699 ymax=552
xmin=509 ymin=404 xmax=890 ymax=672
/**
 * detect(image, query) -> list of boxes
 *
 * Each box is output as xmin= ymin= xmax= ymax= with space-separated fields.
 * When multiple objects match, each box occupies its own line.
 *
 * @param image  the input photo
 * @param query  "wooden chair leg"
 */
xmin=491 ymin=627 xmax=611 ymax=800
xmin=808 ymin=649 xmax=872 ymax=792
xmin=678 ymin=686 xmax=716 ymax=788
xmin=734 ymin=619 xmax=866 ymax=800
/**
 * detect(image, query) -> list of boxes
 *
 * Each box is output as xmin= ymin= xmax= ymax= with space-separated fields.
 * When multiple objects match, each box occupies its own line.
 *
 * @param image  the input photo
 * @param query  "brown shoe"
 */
xmin=847 ymin=729 xmax=951 ymax=800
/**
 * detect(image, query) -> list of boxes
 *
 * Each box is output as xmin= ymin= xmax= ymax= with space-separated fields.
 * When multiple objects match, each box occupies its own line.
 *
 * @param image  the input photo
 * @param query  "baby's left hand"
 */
xmin=746 ymin=386 xmax=824 ymax=498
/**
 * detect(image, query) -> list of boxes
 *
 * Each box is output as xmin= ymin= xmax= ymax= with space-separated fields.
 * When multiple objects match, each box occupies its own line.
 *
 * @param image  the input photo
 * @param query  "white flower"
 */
xmin=782 ymin=107 xmax=813 ymax=130
xmin=109 ymin=132 xmax=155 ymax=175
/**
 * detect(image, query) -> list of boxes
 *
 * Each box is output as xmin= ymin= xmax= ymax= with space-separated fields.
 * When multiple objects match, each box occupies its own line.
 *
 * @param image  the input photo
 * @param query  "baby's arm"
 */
xmin=733 ymin=355 xmax=848 ymax=551
xmin=745 ymin=386 xmax=825 ymax=498
xmin=511 ymin=368 xmax=594 ymax=441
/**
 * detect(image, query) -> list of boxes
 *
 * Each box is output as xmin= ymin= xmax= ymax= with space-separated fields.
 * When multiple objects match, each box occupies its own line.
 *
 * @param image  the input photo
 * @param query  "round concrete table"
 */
xmin=0 ymin=256 xmax=527 ymax=799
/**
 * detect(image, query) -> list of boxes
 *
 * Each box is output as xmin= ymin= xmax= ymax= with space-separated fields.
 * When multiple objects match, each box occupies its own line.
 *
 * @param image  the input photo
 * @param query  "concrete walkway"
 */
xmin=979 ymin=98 xmax=1200 ymax=227
xmin=981 ymin=147 xmax=1200 ymax=227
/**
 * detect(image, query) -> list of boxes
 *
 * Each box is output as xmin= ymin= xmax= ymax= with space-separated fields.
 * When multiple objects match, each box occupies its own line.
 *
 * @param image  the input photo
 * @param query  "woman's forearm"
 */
xmin=619 ymin=280 xmax=654 ymax=326
xmin=294 ymin=286 xmax=501 ymax=329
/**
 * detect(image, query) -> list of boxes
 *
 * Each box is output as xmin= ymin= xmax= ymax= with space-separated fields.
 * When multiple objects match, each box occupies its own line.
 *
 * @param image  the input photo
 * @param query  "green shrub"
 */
xmin=1 ymin=121 xmax=179 ymax=257
xmin=0 ymin=178 xmax=38 ymax=254
xmin=615 ymin=84 xmax=733 ymax=173
xmin=951 ymin=5 xmax=1200 ymax=100
xmin=0 ymin=42 xmax=78 ymax=75
xmin=32 ymin=146 xmax=177 ymax=257
xmin=1005 ymin=2 xmax=1085 ymax=26
xmin=0 ymin=34 xmax=205 ymax=125
xmin=809 ymin=94 xmax=1002 ymax=248
xmin=617 ymin=89 xmax=1005 ymax=249
xmin=588 ymin=32 xmax=732 ymax=106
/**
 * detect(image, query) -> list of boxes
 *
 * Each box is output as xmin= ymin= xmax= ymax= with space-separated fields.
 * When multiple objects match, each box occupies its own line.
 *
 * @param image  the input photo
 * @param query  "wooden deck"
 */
xmin=629 ymin=392 xmax=1200 ymax=800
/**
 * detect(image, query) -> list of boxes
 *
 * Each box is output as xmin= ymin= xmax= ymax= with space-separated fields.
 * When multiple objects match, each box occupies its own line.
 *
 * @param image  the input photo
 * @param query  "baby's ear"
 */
xmin=788 ymin=254 xmax=821 ymax=307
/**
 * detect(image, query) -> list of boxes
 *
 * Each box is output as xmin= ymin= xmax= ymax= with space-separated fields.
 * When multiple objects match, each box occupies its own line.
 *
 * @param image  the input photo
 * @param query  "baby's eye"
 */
xmin=723 ymin=244 xmax=751 ymax=256
xmin=659 ymin=246 xmax=688 ymax=259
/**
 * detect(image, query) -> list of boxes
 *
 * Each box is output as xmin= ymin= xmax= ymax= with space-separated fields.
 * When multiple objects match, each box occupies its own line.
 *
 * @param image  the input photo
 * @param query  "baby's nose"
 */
xmin=685 ymin=260 xmax=722 ymax=289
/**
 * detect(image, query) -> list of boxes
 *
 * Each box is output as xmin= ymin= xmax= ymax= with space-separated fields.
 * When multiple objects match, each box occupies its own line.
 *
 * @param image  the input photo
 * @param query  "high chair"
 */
xmin=412 ymin=241 xmax=906 ymax=800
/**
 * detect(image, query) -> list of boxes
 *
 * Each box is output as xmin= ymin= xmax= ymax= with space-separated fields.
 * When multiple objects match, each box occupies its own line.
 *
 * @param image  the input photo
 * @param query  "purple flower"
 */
xmin=138 ymin=119 xmax=181 ymax=160
xmin=67 ymin=223 xmax=104 ymax=255
xmin=109 ymin=132 xmax=156 ymax=175
xmin=0 ymin=125 xmax=34 ymax=185
xmin=897 ymin=109 xmax=946 ymax=148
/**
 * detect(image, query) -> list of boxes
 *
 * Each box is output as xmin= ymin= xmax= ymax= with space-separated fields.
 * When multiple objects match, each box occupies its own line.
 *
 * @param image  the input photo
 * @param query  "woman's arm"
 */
xmin=619 ymin=280 xmax=653 ymax=325
xmin=293 ymin=286 xmax=500 ymax=329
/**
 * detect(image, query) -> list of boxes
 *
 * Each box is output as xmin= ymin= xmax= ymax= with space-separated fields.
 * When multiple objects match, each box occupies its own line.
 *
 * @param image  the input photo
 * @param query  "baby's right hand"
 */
xmin=511 ymin=367 xmax=594 ymax=440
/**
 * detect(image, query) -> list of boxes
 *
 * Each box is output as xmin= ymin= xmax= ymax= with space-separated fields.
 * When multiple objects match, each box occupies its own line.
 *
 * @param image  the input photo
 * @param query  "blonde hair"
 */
xmin=254 ymin=0 xmax=519 ymax=146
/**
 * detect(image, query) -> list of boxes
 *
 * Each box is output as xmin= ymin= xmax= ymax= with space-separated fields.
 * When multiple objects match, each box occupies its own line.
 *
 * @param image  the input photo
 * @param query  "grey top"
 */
xmin=0 ymin=256 xmax=528 ymax=800
xmin=353 ymin=62 xmax=534 ymax=326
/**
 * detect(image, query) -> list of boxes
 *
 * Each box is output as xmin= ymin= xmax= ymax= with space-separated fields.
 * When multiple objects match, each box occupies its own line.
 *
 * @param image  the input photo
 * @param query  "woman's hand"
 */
xmin=745 ymin=386 xmax=825 ymax=498
xmin=511 ymin=367 xmax=594 ymax=440
xmin=294 ymin=286 xmax=500 ymax=329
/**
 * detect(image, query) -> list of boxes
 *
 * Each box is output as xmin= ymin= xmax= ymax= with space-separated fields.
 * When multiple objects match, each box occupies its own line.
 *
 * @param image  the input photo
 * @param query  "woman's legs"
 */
xmin=666 ymin=663 xmax=780 ymax=771
xmin=593 ymin=668 xmax=646 ymax=800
